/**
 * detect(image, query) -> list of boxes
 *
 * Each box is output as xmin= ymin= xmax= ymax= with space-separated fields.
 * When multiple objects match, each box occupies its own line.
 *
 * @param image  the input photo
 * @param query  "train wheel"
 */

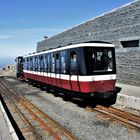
xmin=100 ymin=93 xmax=117 ymax=107
xmin=63 ymin=94 xmax=72 ymax=101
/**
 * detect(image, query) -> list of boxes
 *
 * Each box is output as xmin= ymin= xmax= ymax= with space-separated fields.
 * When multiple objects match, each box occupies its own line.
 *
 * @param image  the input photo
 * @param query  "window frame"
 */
xmin=47 ymin=53 xmax=51 ymax=73
xmin=84 ymin=47 xmax=116 ymax=75
xmin=55 ymin=52 xmax=60 ymax=74
xmin=51 ymin=53 xmax=55 ymax=73
xmin=44 ymin=54 xmax=48 ymax=72
xmin=69 ymin=49 xmax=78 ymax=75
xmin=40 ymin=55 xmax=44 ymax=72
xmin=60 ymin=50 xmax=67 ymax=74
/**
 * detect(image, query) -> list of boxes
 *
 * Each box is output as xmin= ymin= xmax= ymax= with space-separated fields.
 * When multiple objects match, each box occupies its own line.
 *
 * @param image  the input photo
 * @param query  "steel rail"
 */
xmin=0 ymin=80 xmax=42 ymax=140
xmin=0 ymin=79 xmax=61 ymax=140
xmin=0 ymin=77 xmax=78 ymax=140
xmin=20 ymin=95 xmax=77 ymax=140
xmin=86 ymin=105 xmax=140 ymax=130
xmin=96 ymin=105 xmax=140 ymax=125
xmin=20 ymin=101 xmax=61 ymax=140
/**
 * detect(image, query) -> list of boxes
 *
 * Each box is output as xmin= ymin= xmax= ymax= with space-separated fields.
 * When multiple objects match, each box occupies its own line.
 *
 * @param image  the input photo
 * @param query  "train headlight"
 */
xmin=110 ymin=76 xmax=113 ymax=80
xmin=91 ymin=93 xmax=94 ymax=97
xmin=92 ymin=77 xmax=95 ymax=81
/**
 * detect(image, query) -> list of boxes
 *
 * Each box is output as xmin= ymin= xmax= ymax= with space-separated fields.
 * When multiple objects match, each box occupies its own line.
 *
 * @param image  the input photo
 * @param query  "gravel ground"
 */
xmin=5 ymin=77 xmax=140 ymax=140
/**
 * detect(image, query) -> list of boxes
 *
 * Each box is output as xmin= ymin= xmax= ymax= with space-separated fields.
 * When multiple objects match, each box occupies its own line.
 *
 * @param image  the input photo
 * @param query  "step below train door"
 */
xmin=69 ymin=49 xmax=80 ymax=92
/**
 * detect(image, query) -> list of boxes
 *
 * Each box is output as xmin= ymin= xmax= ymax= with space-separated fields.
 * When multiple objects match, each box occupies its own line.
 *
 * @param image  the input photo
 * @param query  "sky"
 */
xmin=0 ymin=0 xmax=135 ymax=66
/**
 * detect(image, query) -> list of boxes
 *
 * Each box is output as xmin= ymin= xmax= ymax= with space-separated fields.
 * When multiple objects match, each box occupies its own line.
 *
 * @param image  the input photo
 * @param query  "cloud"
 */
xmin=18 ymin=19 xmax=31 ymax=23
xmin=0 ymin=44 xmax=35 ymax=58
xmin=0 ymin=35 xmax=16 ymax=39
xmin=0 ymin=27 xmax=66 ymax=58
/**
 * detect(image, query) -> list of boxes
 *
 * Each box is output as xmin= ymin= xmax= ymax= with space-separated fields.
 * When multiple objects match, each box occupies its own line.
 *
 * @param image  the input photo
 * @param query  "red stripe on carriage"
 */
xmin=24 ymin=72 xmax=116 ymax=93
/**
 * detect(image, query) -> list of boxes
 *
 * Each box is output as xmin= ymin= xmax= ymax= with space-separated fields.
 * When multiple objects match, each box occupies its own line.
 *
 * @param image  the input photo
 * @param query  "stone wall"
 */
xmin=37 ymin=0 xmax=140 ymax=51
xmin=36 ymin=0 xmax=140 ymax=86
xmin=116 ymin=47 xmax=140 ymax=86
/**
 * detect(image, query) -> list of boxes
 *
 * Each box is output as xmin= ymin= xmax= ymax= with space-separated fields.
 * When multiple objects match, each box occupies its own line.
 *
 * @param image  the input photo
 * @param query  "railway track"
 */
xmin=86 ymin=105 xmax=140 ymax=130
xmin=0 ymin=78 xmax=77 ymax=140
xmin=1 ymin=77 xmax=140 ymax=140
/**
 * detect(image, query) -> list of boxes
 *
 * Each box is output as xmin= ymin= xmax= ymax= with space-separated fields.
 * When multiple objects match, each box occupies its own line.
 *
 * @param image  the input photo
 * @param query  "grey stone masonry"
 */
xmin=36 ymin=0 xmax=140 ymax=86
xmin=116 ymin=47 xmax=140 ymax=86
xmin=37 ymin=0 xmax=140 ymax=51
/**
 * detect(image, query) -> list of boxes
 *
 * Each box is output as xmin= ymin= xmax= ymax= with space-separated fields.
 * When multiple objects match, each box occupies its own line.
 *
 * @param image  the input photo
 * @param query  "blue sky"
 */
xmin=0 ymin=0 xmax=135 ymax=65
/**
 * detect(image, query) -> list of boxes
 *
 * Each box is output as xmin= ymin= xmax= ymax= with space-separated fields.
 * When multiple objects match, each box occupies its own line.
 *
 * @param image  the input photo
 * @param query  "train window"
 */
xmin=44 ymin=55 xmax=48 ymax=72
xmin=23 ymin=58 xmax=25 ymax=70
xmin=24 ymin=58 xmax=27 ymax=70
xmin=29 ymin=58 xmax=31 ymax=71
xmin=35 ymin=57 xmax=38 ymax=71
xmin=47 ymin=54 xmax=51 ymax=72
xmin=28 ymin=58 xmax=30 ymax=70
xmin=30 ymin=57 xmax=33 ymax=71
xmin=40 ymin=55 xmax=44 ymax=72
xmin=70 ymin=50 xmax=77 ymax=75
xmin=37 ymin=56 xmax=40 ymax=71
xmin=85 ymin=47 xmax=115 ymax=75
xmin=60 ymin=51 xmax=66 ymax=74
xmin=56 ymin=53 xmax=60 ymax=74
xmin=27 ymin=58 xmax=29 ymax=70
xmin=51 ymin=53 xmax=55 ymax=73
xmin=33 ymin=57 xmax=35 ymax=71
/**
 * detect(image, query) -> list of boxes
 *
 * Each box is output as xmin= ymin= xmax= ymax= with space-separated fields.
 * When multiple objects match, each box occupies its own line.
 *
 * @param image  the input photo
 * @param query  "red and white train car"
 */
xmin=16 ymin=41 xmax=121 ymax=105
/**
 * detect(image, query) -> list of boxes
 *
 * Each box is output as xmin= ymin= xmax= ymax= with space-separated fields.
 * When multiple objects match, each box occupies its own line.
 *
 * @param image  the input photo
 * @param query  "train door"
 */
xmin=37 ymin=55 xmax=41 ymax=82
xmin=30 ymin=57 xmax=33 ymax=80
xmin=15 ymin=56 xmax=23 ymax=78
xmin=44 ymin=54 xmax=48 ymax=84
xmin=60 ymin=50 xmax=71 ymax=90
xmin=51 ymin=53 xmax=57 ymax=86
xmin=32 ymin=57 xmax=35 ymax=80
xmin=69 ymin=49 xmax=80 ymax=92
xmin=36 ymin=55 xmax=40 ymax=82
xmin=55 ymin=52 xmax=61 ymax=87
xmin=47 ymin=54 xmax=52 ymax=85
xmin=40 ymin=55 xmax=45 ymax=83
xmin=35 ymin=56 xmax=38 ymax=81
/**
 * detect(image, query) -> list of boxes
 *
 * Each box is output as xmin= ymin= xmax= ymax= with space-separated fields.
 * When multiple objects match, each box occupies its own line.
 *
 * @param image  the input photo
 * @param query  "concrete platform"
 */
xmin=0 ymin=101 xmax=18 ymax=140
xmin=116 ymin=83 xmax=140 ymax=111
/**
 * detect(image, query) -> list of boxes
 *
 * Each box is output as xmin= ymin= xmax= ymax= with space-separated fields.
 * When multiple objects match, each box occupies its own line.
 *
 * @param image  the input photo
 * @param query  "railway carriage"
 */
xmin=16 ymin=41 xmax=121 ymax=105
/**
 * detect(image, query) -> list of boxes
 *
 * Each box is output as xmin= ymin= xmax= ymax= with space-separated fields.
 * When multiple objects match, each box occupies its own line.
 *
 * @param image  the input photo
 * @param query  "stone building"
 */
xmin=37 ymin=0 xmax=140 ymax=86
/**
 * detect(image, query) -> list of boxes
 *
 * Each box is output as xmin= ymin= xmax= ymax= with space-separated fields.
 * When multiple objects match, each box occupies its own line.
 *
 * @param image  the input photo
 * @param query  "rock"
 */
xmin=0 ymin=65 xmax=16 ymax=77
